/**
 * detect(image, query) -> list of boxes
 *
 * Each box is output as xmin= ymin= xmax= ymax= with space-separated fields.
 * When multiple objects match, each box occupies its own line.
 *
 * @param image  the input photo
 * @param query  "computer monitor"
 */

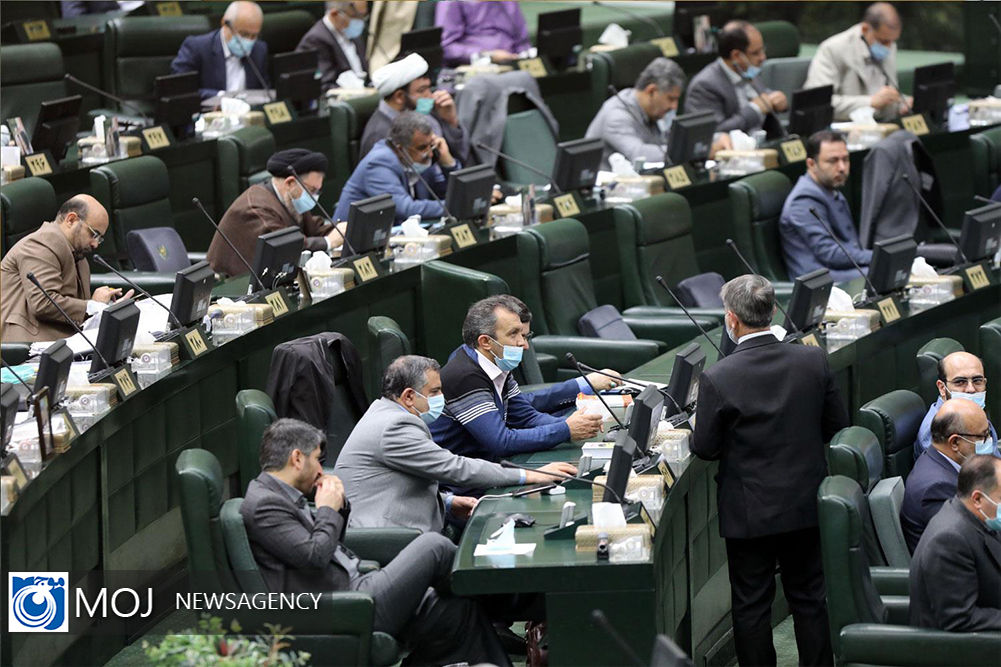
xmin=867 ymin=234 xmax=917 ymax=297
xmin=170 ymin=260 xmax=215 ymax=329
xmin=251 ymin=227 xmax=305 ymax=291
xmin=31 ymin=94 xmax=82 ymax=161
xmin=673 ymin=2 xmax=728 ymax=52
xmin=784 ymin=268 xmax=834 ymax=333
xmin=912 ymin=62 xmax=954 ymax=126
xmin=34 ymin=340 xmax=72 ymax=406
xmin=537 ymin=8 xmax=582 ymax=71
xmin=603 ymin=431 xmax=638 ymax=503
xmin=788 ymin=85 xmax=834 ymax=138
xmin=89 ymin=298 xmax=140 ymax=374
xmin=445 ymin=165 xmax=495 ymax=222
xmin=1 ymin=383 xmax=17 ymax=450
xmin=627 ymin=385 xmax=664 ymax=457
xmin=400 ymin=27 xmax=443 ymax=79
xmin=667 ymin=111 xmax=716 ymax=166
xmin=551 ymin=137 xmax=602 ymax=192
xmin=665 ymin=342 xmax=705 ymax=412
xmin=153 ymin=72 xmax=200 ymax=137
xmin=958 ymin=202 xmax=1001 ymax=264
xmin=272 ymin=50 xmax=321 ymax=111
xmin=346 ymin=193 xmax=395 ymax=255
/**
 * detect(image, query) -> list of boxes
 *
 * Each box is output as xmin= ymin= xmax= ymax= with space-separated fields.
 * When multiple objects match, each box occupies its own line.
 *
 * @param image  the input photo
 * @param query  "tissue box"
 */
xmin=823 ymin=309 xmax=881 ymax=329
xmin=208 ymin=303 xmax=273 ymax=343
xmin=120 ymin=136 xmax=142 ymax=157
xmin=241 ymin=111 xmax=266 ymax=127
xmin=831 ymin=123 xmax=899 ymax=150
xmin=65 ymin=383 xmax=117 ymax=431
xmin=574 ymin=524 xmax=651 ymax=552
xmin=325 ymin=87 xmax=378 ymax=101
xmin=130 ymin=342 xmax=178 ymax=389
xmin=488 ymin=203 xmax=554 ymax=227
xmin=714 ymin=149 xmax=779 ymax=174
xmin=908 ymin=274 xmax=963 ymax=298
xmin=2 ymin=164 xmax=25 ymax=182
xmin=609 ymin=175 xmax=665 ymax=199
xmin=654 ymin=428 xmax=691 ymax=461
xmin=389 ymin=235 xmax=453 ymax=256
xmin=581 ymin=441 xmax=617 ymax=461
xmin=591 ymin=474 xmax=664 ymax=503
xmin=306 ymin=267 xmax=355 ymax=301
xmin=576 ymin=393 xmax=632 ymax=427
xmin=969 ymin=98 xmax=1001 ymax=127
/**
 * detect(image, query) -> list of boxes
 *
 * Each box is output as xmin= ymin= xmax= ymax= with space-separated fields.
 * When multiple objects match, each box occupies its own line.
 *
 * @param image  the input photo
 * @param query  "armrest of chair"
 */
xmin=870 ymin=567 xmax=910 ymax=596
xmin=623 ymin=306 xmax=726 ymax=325
xmin=535 ymin=352 xmax=560 ymax=381
xmin=532 ymin=335 xmax=663 ymax=372
xmin=621 ymin=315 xmax=720 ymax=349
xmin=839 ymin=624 xmax=1001 ymax=666
xmin=881 ymin=595 xmax=910 ymax=624
xmin=90 ymin=271 xmax=178 ymax=294
xmin=343 ymin=527 xmax=421 ymax=566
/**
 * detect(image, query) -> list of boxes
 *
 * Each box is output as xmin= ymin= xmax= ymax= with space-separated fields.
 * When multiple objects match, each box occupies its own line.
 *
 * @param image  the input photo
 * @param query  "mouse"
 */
xmin=508 ymin=513 xmax=536 ymax=528
xmin=543 ymin=485 xmax=566 ymax=496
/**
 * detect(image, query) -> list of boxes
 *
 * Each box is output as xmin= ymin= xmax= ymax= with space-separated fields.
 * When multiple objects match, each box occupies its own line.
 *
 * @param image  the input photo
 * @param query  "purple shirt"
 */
xmin=435 ymin=1 xmax=531 ymax=67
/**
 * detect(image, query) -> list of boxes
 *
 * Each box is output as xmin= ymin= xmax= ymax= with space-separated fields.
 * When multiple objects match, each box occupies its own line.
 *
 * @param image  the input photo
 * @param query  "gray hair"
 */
xmin=223 ymin=1 xmax=262 ymax=23
xmin=382 ymin=355 xmax=440 ymax=400
xmin=389 ymin=112 xmax=433 ymax=149
xmin=461 ymin=295 xmax=531 ymax=347
xmin=325 ymin=1 xmax=353 ymax=13
xmin=259 ymin=418 xmax=325 ymax=472
xmin=635 ymin=57 xmax=686 ymax=94
xmin=720 ymin=274 xmax=775 ymax=328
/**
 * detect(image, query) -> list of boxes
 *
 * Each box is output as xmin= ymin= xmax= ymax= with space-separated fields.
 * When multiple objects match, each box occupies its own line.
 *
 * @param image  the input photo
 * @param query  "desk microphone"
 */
xmin=192 ymin=197 xmax=266 ymax=292
xmin=25 ymin=272 xmax=113 ymax=373
xmin=591 ymin=1 xmax=666 ymax=38
xmin=500 ymin=460 xmax=625 ymax=505
xmin=286 ymin=165 xmax=362 ymax=258
xmin=974 ymin=195 xmax=996 ymax=205
xmin=91 ymin=254 xmax=184 ymax=332
xmin=390 ymin=140 xmax=457 ymax=224
xmin=474 ymin=142 xmax=564 ymax=194
xmin=589 ymin=609 xmax=646 ymax=667
xmin=64 ymin=73 xmax=152 ymax=126
xmin=724 ymin=238 xmax=802 ymax=333
xmin=565 ymin=353 xmax=625 ymax=430
xmin=807 ymin=207 xmax=878 ymax=298
xmin=653 ymin=276 xmax=724 ymax=358
xmin=900 ymin=173 xmax=968 ymax=264
xmin=570 ymin=358 xmax=686 ymax=419
xmin=223 ymin=20 xmax=272 ymax=97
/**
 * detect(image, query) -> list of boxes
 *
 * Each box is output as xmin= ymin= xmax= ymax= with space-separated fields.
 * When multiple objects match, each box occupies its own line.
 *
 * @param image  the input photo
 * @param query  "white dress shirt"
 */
xmin=323 ymin=14 xmax=365 ymax=75
xmin=475 ymin=349 xmax=508 ymax=402
xmin=737 ymin=329 xmax=778 ymax=345
xmin=220 ymin=31 xmax=247 ymax=93
xmin=719 ymin=57 xmax=764 ymax=124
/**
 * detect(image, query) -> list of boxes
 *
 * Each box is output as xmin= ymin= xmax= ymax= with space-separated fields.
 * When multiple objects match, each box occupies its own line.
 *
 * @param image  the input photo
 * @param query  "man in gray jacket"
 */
xmin=336 ymin=355 xmax=577 ymax=533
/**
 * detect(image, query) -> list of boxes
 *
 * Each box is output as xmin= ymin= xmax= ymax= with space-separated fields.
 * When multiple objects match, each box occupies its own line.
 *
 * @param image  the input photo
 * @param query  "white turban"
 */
xmin=371 ymin=53 xmax=429 ymax=97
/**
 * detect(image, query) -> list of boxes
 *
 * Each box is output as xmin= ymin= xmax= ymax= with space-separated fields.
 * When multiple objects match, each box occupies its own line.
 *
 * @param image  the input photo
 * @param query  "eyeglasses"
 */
xmin=83 ymin=221 xmax=104 ymax=245
xmin=946 ymin=376 xmax=987 ymax=390
xmin=957 ymin=432 xmax=992 ymax=441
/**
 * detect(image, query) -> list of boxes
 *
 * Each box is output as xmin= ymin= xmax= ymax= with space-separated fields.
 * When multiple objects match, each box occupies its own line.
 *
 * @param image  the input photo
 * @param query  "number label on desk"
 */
xmin=657 ymin=460 xmax=675 ymax=490
xmin=650 ymin=37 xmax=679 ymax=57
xmin=263 ymin=291 xmax=290 ymax=317
xmin=141 ymin=126 xmax=171 ymax=151
xmin=517 ymin=58 xmax=547 ymax=78
xmin=449 ymin=223 xmax=478 ymax=249
xmin=877 ymin=297 xmax=901 ymax=324
xmin=263 ymin=101 xmax=293 ymax=125
xmin=901 ymin=114 xmax=929 ymax=136
xmin=154 ymin=1 xmax=182 ymax=16
xmin=21 ymin=20 xmax=51 ymax=41
xmin=552 ymin=193 xmax=581 ymax=218
xmin=184 ymin=329 xmax=209 ymax=357
xmin=965 ymin=264 xmax=990 ymax=291
xmin=113 ymin=368 xmax=138 ymax=398
xmin=780 ymin=139 xmax=807 ymax=163
xmin=638 ymin=503 xmax=657 ymax=538
xmin=798 ymin=333 xmax=821 ymax=347
xmin=663 ymin=165 xmax=691 ymax=190
xmin=353 ymin=255 xmax=379 ymax=283
xmin=23 ymin=153 xmax=52 ymax=176
xmin=57 ymin=409 xmax=78 ymax=441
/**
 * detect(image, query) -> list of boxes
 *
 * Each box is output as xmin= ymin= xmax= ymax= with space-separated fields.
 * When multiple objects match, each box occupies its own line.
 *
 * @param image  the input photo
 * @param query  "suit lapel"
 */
xmin=984 ymin=530 xmax=1001 ymax=571
xmin=210 ymin=30 xmax=226 ymax=89
xmin=715 ymin=61 xmax=741 ymax=115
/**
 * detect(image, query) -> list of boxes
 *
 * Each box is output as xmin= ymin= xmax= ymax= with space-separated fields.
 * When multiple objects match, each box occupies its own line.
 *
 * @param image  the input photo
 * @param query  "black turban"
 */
xmin=266 ymin=148 xmax=329 ymax=177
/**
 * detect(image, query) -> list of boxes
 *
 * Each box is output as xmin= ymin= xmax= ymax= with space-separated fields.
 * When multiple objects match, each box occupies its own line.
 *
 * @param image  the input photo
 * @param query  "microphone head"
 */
xmin=500 ymin=460 xmax=517 ymax=469
xmin=606 ymin=84 xmax=617 ymax=95
xmin=655 ymin=275 xmax=667 ymax=287
xmin=191 ymin=197 xmax=201 ymax=206
xmin=725 ymin=238 xmax=736 ymax=248
xmin=565 ymin=352 xmax=576 ymax=364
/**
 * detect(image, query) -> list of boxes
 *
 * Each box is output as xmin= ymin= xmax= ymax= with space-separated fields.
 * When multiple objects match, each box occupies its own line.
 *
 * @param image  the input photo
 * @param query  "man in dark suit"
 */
xmin=692 ymin=274 xmax=848 ymax=667
xmin=297 ymin=1 xmax=369 ymax=90
xmin=909 ymin=455 xmax=1001 ymax=632
xmin=170 ymin=0 xmax=269 ymax=99
xmin=241 ymin=418 xmax=510 ymax=666
xmin=901 ymin=398 xmax=989 ymax=553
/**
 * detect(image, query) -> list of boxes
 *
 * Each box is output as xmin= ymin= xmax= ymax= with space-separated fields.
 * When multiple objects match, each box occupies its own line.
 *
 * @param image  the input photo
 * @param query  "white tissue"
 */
xmin=335 ymin=70 xmax=366 ymax=89
xmin=400 ymin=215 xmax=427 ymax=238
xmin=828 ymin=286 xmax=855 ymax=312
xmin=2 ymin=146 xmax=22 ymax=167
xmin=728 ymin=129 xmax=756 ymax=151
xmin=304 ymin=250 xmax=334 ymax=273
xmin=910 ymin=256 xmax=938 ymax=278
xmin=504 ymin=194 xmax=523 ymax=208
xmin=849 ymin=107 xmax=877 ymax=125
xmin=591 ymin=502 xmax=627 ymax=528
xmin=598 ymin=23 xmax=631 ymax=48
xmin=608 ymin=153 xmax=639 ymax=177
xmin=94 ymin=115 xmax=106 ymax=143
xmin=220 ymin=97 xmax=251 ymax=117
xmin=474 ymin=518 xmax=537 ymax=556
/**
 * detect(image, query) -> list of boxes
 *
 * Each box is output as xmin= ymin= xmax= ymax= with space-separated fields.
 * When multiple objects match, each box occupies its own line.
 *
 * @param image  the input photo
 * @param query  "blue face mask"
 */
xmin=414 ymin=97 xmax=435 ymax=115
xmin=738 ymin=53 xmax=761 ymax=80
xmin=412 ymin=159 xmax=432 ymax=174
xmin=488 ymin=336 xmax=523 ymax=372
xmin=979 ymin=493 xmax=1001 ymax=532
xmin=960 ymin=434 xmax=996 ymax=456
xmin=343 ymin=17 xmax=365 ymax=40
xmin=292 ymin=186 xmax=316 ymax=214
xmin=869 ymin=41 xmax=890 ymax=62
xmin=227 ymin=34 xmax=256 ymax=58
xmin=416 ymin=391 xmax=445 ymax=424
xmin=657 ymin=109 xmax=676 ymax=134
xmin=950 ymin=390 xmax=987 ymax=410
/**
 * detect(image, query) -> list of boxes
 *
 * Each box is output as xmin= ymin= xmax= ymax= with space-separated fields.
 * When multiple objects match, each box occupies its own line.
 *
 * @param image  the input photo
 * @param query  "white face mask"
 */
xmin=949 ymin=390 xmax=987 ymax=410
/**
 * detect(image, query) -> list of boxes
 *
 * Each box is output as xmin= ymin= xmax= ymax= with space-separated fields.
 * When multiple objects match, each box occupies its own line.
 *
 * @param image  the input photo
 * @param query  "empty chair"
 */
xmin=980 ymin=316 xmax=1001 ymax=422
xmin=0 ymin=43 xmax=67 ymax=136
xmin=126 ymin=227 xmax=195 ymax=272
xmin=675 ymin=273 xmax=725 ymax=308
xmin=498 ymin=109 xmax=557 ymax=186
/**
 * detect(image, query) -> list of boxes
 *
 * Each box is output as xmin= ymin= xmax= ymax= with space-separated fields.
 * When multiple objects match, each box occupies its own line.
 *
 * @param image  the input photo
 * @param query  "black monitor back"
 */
xmin=35 ymin=340 xmax=73 ymax=405
xmin=154 ymin=72 xmax=200 ymax=129
xmin=445 ymin=165 xmax=495 ymax=221
xmin=785 ymin=268 xmax=833 ymax=333
xmin=867 ymin=234 xmax=917 ymax=296
xmin=1 ymin=384 xmax=17 ymax=450
xmin=32 ymin=94 xmax=82 ymax=161
xmin=90 ymin=298 xmax=141 ymax=374
xmin=170 ymin=260 xmax=215 ymax=328
xmin=273 ymin=50 xmax=321 ymax=108
xmin=552 ymin=137 xmax=602 ymax=192
xmin=667 ymin=111 xmax=716 ymax=166
xmin=346 ymin=193 xmax=395 ymax=254
xmin=666 ymin=342 xmax=705 ymax=411
xmin=400 ymin=27 xmax=443 ymax=77
xmin=912 ymin=62 xmax=954 ymax=125
xmin=603 ymin=432 xmax=637 ymax=503
xmin=251 ymin=227 xmax=305 ymax=290
xmin=628 ymin=385 xmax=664 ymax=456
xmin=788 ymin=85 xmax=833 ymax=138
xmin=537 ymin=8 xmax=581 ymax=70
xmin=959 ymin=202 xmax=1001 ymax=263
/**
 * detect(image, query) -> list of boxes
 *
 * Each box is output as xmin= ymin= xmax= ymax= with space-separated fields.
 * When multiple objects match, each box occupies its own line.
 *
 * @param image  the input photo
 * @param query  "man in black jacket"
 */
xmin=296 ymin=1 xmax=369 ymax=90
xmin=692 ymin=274 xmax=848 ymax=667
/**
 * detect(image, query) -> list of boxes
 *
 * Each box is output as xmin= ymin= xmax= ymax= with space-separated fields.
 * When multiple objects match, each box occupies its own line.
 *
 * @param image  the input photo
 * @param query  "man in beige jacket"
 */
xmin=1 ymin=195 xmax=130 ymax=342
xmin=804 ymin=2 xmax=912 ymax=121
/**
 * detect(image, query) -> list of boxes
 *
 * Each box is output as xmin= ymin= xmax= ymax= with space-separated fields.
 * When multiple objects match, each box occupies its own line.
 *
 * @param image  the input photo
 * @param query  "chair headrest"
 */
xmin=531 ymin=218 xmax=590 ymax=269
xmin=628 ymin=193 xmax=693 ymax=245
xmin=176 ymin=448 xmax=225 ymax=517
xmin=829 ymin=426 xmax=884 ymax=492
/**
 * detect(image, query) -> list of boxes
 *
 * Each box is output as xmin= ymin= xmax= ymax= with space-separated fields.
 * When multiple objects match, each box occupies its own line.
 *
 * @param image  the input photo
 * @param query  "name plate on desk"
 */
xmin=517 ymin=58 xmax=547 ymax=78
xmin=263 ymin=101 xmax=294 ymax=125
xmin=552 ymin=193 xmax=581 ymax=218
xmin=140 ymin=125 xmax=172 ymax=151
xmin=112 ymin=367 xmax=140 ymax=400
xmin=901 ymin=114 xmax=930 ymax=136
xmin=650 ymin=37 xmax=679 ymax=57
xmin=54 ymin=408 xmax=79 ymax=443
xmin=962 ymin=262 xmax=992 ymax=292
xmin=23 ymin=152 xmax=53 ymax=176
xmin=876 ymin=296 xmax=902 ymax=324
xmin=657 ymin=459 xmax=675 ymax=490
xmin=663 ymin=165 xmax=692 ymax=190
xmin=797 ymin=332 xmax=822 ymax=348
xmin=262 ymin=290 xmax=291 ymax=317
xmin=16 ymin=19 xmax=51 ymax=42
xmin=779 ymin=138 xmax=807 ymax=164
xmin=351 ymin=252 xmax=384 ymax=283
xmin=447 ymin=222 xmax=479 ymax=249
xmin=638 ymin=502 xmax=657 ymax=538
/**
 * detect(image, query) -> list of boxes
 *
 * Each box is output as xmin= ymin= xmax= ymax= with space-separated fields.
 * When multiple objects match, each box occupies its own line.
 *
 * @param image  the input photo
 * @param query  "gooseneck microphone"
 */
xmin=570 ymin=357 xmax=686 ymax=419
xmin=474 ymin=142 xmax=564 ymax=194
xmin=653 ymin=276 xmax=724 ymax=357
xmin=806 ymin=207 xmax=879 ymax=298
xmin=25 ymin=272 xmax=113 ymax=373
xmin=724 ymin=239 xmax=801 ymax=332
xmin=500 ymin=460 xmax=625 ymax=505
xmin=223 ymin=20 xmax=272 ymax=97
xmin=390 ymin=141 xmax=457 ymax=224
xmin=565 ymin=352 xmax=625 ymax=430
xmin=900 ymin=173 xmax=968 ymax=264
xmin=192 ymin=197 xmax=266 ymax=292
xmin=91 ymin=254 xmax=184 ymax=331
xmin=64 ymin=74 xmax=152 ymax=125
xmin=973 ymin=195 xmax=995 ymax=205
xmin=286 ymin=165 xmax=361 ymax=258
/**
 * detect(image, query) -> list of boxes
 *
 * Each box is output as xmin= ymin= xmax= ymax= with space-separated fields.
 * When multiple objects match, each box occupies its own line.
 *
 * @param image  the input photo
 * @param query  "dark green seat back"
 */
xmin=219 ymin=498 xmax=270 ymax=594
xmin=0 ymin=43 xmax=66 ymax=136
xmin=1 ymin=177 xmax=57 ymax=257
xmin=755 ymin=20 xmax=800 ymax=59
xmin=216 ymin=125 xmax=277 ymax=211
xmin=258 ymin=10 xmax=315 ymax=55
xmin=980 ymin=316 xmax=1001 ymax=421
xmin=235 ymin=389 xmax=276 ymax=495
xmin=728 ymin=170 xmax=794 ymax=282
xmin=1 ymin=343 xmax=32 ymax=365
xmin=419 ymin=260 xmax=508 ymax=363
xmin=758 ymin=57 xmax=810 ymax=112
xmin=327 ymin=94 xmax=380 ymax=201
xmin=499 ymin=110 xmax=557 ymax=186
xmin=827 ymin=426 xmax=889 ymax=567
xmin=971 ymin=126 xmax=1001 ymax=198
xmin=366 ymin=316 xmax=411 ymax=401
xmin=915 ymin=337 xmax=964 ymax=405
xmin=857 ymin=390 xmax=926 ymax=482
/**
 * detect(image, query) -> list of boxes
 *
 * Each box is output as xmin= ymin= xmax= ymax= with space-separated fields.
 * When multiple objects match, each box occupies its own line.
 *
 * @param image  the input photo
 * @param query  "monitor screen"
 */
xmin=346 ymin=193 xmax=395 ymax=255
xmin=445 ymin=165 xmax=495 ymax=221
xmin=551 ymin=137 xmax=602 ymax=193
xmin=672 ymin=2 xmax=728 ymax=52
xmin=788 ymin=85 xmax=833 ymax=138
xmin=31 ymin=94 xmax=82 ymax=161
xmin=1 ymin=383 xmax=17 ymax=450
xmin=667 ymin=111 xmax=717 ymax=166
xmin=959 ymin=202 xmax=1001 ymax=263
xmin=251 ymin=227 xmax=305 ymax=291
xmin=154 ymin=72 xmax=200 ymax=130
xmin=912 ymin=62 xmax=954 ymax=124
xmin=34 ymin=340 xmax=73 ymax=405
xmin=537 ymin=8 xmax=582 ymax=70
xmin=603 ymin=431 xmax=637 ymax=503
xmin=170 ymin=260 xmax=215 ymax=328
xmin=627 ymin=385 xmax=664 ymax=456
xmin=400 ymin=27 xmax=444 ymax=78
xmin=272 ymin=49 xmax=320 ymax=108
xmin=867 ymin=234 xmax=917 ymax=297
xmin=665 ymin=342 xmax=706 ymax=411
xmin=784 ymin=268 xmax=833 ymax=333
xmin=90 ymin=298 xmax=140 ymax=374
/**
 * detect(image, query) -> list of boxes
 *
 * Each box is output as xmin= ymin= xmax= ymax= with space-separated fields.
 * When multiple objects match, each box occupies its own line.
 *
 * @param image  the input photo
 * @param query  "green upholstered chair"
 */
xmin=980 ymin=316 xmax=1001 ymax=421
xmin=103 ymin=16 xmax=212 ymax=113
xmin=1 ymin=343 xmax=32 ymax=365
xmin=1 ymin=177 xmax=57 ymax=257
xmin=326 ymin=94 xmax=380 ymax=202
xmin=971 ymin=126 xmax=1001 ymax=198
xmin=728 ymin=170 xmax=795 ymax=282
xmin=758 ymin=57 xmax=811 ymax=117
xmin=755 ymin=21 xmax=800 ymax=59
xmin=868 ymin=476 xmax=910 ymax=568
xmin=235 ymin=389 xmax=277 ymax=494
xmin=366 ymin=316 xmax=412 ymax=401
xmin=498 ymin=109 xmax=557 ymax=186
xmin=588 ymin=42 xmax=662 ymax=117
xmin=216 ymin=125 xmax=277 ymax=211
xmin=257 ymin=10 xmax=315 ymax=55
xmin=828 ymin=426 xmax=885 ymax=494
xmin=0 ymin=43 xmax=67 ymax=136
xmin=857 ymin=389 xmax=926 ymax=482
xmin=915 ymin=337 xmax=964 ymax=405
xmin=818 ymin=475 xmax=1001 ymax=667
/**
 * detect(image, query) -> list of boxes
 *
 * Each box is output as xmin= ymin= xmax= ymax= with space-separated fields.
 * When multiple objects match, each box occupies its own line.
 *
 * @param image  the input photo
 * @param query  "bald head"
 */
xmin=931 ymin=398 xmax=990 ymax=462
xmin=937 ymin=351 xmax=986 ymax=401
xmin=56 ymin=194 xmax=108 ymax=255
xmin=862 ymin=2 xmax=901 ymax=45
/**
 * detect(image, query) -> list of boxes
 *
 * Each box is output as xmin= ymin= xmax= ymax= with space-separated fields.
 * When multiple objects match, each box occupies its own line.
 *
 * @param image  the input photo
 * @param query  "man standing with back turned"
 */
xmin=692 ymin=274 xmax=848 ymax=667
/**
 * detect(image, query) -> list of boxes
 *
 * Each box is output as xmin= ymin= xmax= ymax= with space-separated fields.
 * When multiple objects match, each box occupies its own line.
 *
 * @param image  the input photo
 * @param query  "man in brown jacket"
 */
xmin=205 ymin=148 xmax=346 ymax=279
xmin=1 ymin=195 xmax=131 ymax=343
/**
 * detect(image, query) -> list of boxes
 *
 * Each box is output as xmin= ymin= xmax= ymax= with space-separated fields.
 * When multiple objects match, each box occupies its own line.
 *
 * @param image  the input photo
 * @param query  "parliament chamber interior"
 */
xmin=1 ymin=1 xmax=1000 ymax=666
